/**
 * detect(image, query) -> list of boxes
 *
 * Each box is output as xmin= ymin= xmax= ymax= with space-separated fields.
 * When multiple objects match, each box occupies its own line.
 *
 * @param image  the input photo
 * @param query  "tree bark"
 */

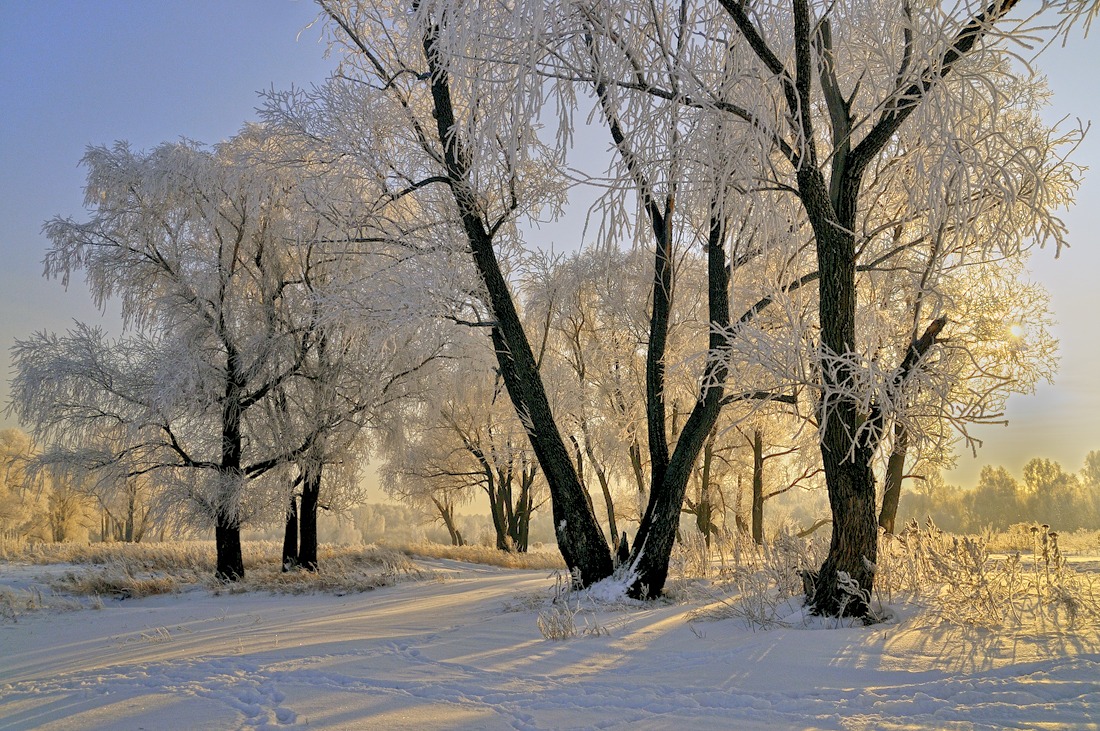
xmin=626 ymin=208 xmax=730 ymax=598
xmin=878 ymin=423 xmax=909 ymax=534
xmin=720 ymin=0 xmax=1006 ymax=620
xmin=216 ymin=342 xmax=246 ymax=581
xmin=299 ymin=465 xmax=321 ymax=571
xmin=282 ymin=494 xmax=298 ymax=571
xmin=215 ymin=516 xmax=244 ymax=581
xmin=805 ymin=176 xmax=879 ymax=617
xmin=752 ymin=430 xmax=765 ymax=546
xmin=431 ymin=496 xmax=465 ymax=546
xmin=423 ymin=27 xmax=613 ymax=586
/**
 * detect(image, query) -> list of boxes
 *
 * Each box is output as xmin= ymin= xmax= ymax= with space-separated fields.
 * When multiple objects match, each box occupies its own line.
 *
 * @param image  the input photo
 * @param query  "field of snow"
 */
xmin=1 ymin=557 xmax=1098 ymax=730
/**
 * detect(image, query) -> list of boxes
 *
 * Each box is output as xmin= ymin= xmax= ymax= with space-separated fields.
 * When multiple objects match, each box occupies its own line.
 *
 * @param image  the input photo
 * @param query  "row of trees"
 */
xmin=9 ymin=133 xmax=451 ymax=578
xmin=7 ymin=0 xmax=1093 ymax=616
xmin=901 ymin=452 xmax=1100 ymax=533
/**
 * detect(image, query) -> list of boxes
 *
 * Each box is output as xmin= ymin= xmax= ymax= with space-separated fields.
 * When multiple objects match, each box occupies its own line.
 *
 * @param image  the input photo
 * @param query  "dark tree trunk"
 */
xmin=878 ymin=423 xmax=909 ymax=534
xmin=810 ymin=433 xmax=879 ymax=616
xmin=508 ymin=465 xmax=537 ymax=553
xmin=299 ymin=465 xmax=321 ymax=571
xmin=484 ymin=461 xmax=512 ymax=552
xmin=282 ymin=494 xmax=299 ymax=571
xmin=752 ymin=429 xmax=765 ymax=546
xmin=123 ymin=485 xmax=136 ymax=543
xmin=432 ymin=497 xmax=466 ymax=547
xmin=629 ymin=439 xmax=647 ymax=513
xmin=215 ymin=517 xmax=244 ymax=581
xmin=627 ymin=208 xmax=730 ymax=598
xmin=217 ymin=406 xmax=246 ymax=580
xmin=692 ymin=433 xmax=720 ymax=548
xmin=799 ymin=158 xmax=879 ymax=617
xmin=216 ymin=343 xmax=246 ymax=581
xmin=423 ymin=28 xmax=613 ymax=586
xmin=586 ymin=438 xmax=619 ymax=549
xmin=719 ymin=0 xmax=1001 ymax=618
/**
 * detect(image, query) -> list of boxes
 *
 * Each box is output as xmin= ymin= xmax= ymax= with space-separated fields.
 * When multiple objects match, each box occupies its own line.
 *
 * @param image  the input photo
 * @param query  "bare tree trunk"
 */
xmin=216 ymin=349 xmax=246 ymax=582
xmin=422 ymin=28 xmax=613 ymax=585
xmin=299 ymin=465 xmax=321 ymax=571
xmin=752 ymin=429 xmax=765 ymax=546
xmin=629 ymin=439 xmax=647 ymax=516
xmin=124 ymin=482 xmax=137 ymax=543
xmin=508 ymin=465 xmax=537 ymax=552
xmin=734 ymin=474 xmax=749 ymax=536
xmin=804 ymin=179 xmax=879 ymax=617
xmin=282 ymin=494 xmax=298 ymax=571
xmin=878 ymin=423 xmax=909 ymax=534
xmin=215 ymin=517 xmax=244 ymax=581
xmin=721 ymin=0 xmax=996 ymax=617
xmin=627 ymin=209 xmax=730 ymax=598
xmin=582 ymin=425 xmax=619 ymax=549
xmin=431 ymin=496 xmax=465 ymax=546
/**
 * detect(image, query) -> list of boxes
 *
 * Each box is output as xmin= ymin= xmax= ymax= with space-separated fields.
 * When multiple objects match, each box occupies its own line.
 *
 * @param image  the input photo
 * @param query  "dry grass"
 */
xmin=0 ymin=540 xmax=431 ymax=612
xmin=5 ymin=526 xmax=1098 ymax=632
xmin=983 ymin=525 xmax=1100 ymax=555
xmin=393 ymin=541 xmax=567 ymax=570
xmin=685 ymin=521 xmax=1100 ymax=630
xmin=683 ymin=528 xmax=831 ymax=628
xmin=876 ymin=521 xmax=1100 ymax=628
xmin=0 ymin=585 xmax=88 ymax=621
xmin=47 ymin=570 xmax=180 ymax=599
xmin=1 ymin=538 xmax=221 ymax=572
xmin=213 ymin=546 xmax=427 ymax=596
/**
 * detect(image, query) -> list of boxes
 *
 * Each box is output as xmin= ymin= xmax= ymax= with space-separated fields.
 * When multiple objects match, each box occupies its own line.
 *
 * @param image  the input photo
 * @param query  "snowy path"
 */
xmin=1 ymin=560 xmax=1097 ymax=730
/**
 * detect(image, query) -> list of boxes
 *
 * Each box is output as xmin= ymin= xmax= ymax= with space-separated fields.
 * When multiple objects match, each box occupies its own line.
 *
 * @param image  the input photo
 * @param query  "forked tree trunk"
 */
xmin=803 ymin=168 xmax=878 ymax=617
xmin=432 ymin=497 xmax=466 ymax=546
xmin=626 ymin=212 xmax=730 ymax=599
xmin=720 ymin=0 xmax=1008 ymax=618
xmin=508 ymin=466 xmax=537 ymax=552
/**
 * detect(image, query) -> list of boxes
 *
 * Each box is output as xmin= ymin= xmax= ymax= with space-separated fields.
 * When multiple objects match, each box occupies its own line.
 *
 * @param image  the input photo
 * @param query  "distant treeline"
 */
xmin=899 ymin=452 xmax=1100 ymax=533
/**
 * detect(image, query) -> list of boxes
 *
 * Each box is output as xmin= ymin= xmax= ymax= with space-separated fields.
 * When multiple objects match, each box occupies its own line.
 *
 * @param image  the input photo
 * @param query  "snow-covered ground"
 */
xmin=1 ymin=558 xmax=1097 ymax=730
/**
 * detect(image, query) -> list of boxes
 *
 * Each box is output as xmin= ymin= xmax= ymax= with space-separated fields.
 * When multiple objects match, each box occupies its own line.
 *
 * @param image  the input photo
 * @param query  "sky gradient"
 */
xmin=1 ymin=1 xmax=1096 ymax=490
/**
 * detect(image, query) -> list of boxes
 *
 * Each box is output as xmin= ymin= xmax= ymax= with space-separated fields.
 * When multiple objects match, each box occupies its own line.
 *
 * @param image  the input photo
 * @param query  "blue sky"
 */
xmin=0 ymin=1 xmax=1096 ymax=488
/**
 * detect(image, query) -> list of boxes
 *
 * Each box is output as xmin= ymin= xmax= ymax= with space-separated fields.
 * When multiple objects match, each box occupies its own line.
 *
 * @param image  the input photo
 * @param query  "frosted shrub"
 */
xmin=530 ymin=571 xmax=613 ymax=639
xmin=876 ymin=521 xmax=1100 ymax=628
xmin=681 ymin=519 xmax=1098 ymax=630
xmin=688 ymin=527 xmax=828 ymax=629
xmin=537 ymin=603 xmax=580 ymax=639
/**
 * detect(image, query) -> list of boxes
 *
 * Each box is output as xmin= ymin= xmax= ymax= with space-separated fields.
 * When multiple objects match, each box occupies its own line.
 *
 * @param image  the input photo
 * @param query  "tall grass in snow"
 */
xmin=683 ymin=522 xmax=1100 ymax=629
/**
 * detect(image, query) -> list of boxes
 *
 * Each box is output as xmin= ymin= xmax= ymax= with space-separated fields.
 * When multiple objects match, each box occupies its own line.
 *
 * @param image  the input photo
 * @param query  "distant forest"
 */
xmin=896 ymin=451 xmax=1100 ymax=535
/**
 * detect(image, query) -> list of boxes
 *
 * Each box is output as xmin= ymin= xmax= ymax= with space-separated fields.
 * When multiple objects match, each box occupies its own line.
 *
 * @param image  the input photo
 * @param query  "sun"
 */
xmin=1009 ymin=323 xmax=1025 ymax=338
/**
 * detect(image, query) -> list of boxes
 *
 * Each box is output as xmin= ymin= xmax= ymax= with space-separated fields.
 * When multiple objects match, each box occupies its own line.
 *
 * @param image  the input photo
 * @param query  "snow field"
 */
xmin=1 ymin=558 xmax=1098 ymax=730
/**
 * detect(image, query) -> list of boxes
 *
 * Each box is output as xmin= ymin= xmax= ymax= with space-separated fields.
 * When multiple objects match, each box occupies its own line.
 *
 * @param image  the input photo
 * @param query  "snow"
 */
xmin=1 ymin=559 xmax=1097 ymax=730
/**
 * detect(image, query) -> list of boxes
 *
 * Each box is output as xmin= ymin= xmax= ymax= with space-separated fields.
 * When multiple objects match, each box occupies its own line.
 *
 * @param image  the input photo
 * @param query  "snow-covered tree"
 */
xmin=530 ymin=0 xmax=1085 ymax=613
xmin=382 ymin=328 xmax=547 ymax=552
xmin=264 ymin=0 xmax=1086 ymax=610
